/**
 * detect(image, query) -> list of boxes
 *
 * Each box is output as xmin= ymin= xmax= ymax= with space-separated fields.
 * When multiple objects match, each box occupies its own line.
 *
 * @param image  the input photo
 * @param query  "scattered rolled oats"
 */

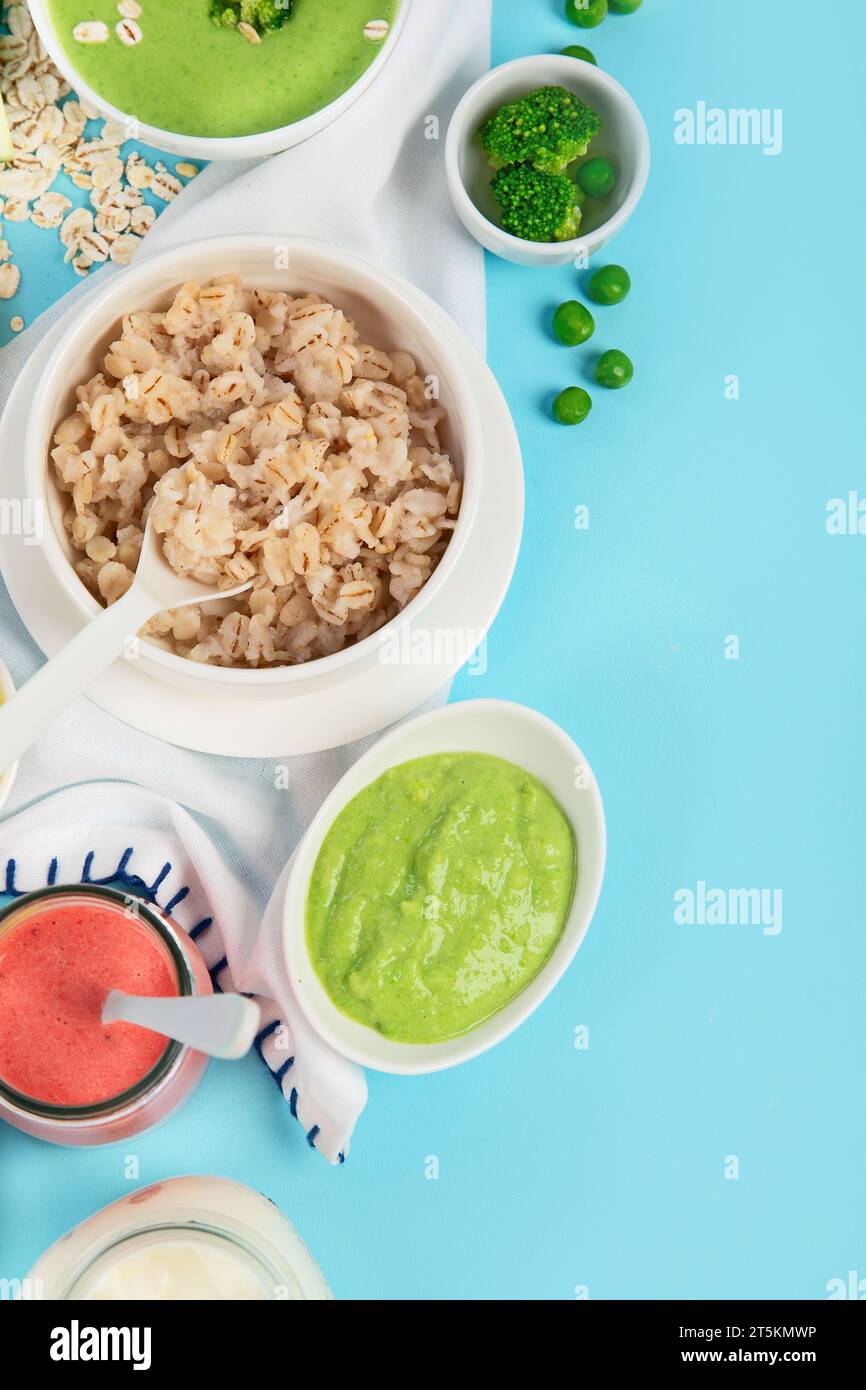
xmin=16 ymin=76 xmax=44 ymax=114
xmin=0 ymin=1 xmax=176 ymax=300
xmin=36 ymin=106 xmax=65 ymax=143
xmin=115 ymin=19 xmax=142 ymax=46
xmin=76 ymin=137 xmax=120 ymax=166
xmin=60 ymin=206 xmax=94 ymax=247
xmin=90 ymin=181 xmax=119 ymax=210
xmin=62 ymin=100 xmax=88 ymax=133
xmin=0 ymin=165 xmax=37 ymax=197
xmin=78 ymin=229 xmax=111 ymax=264
xmin=150 ymin=164 xmax=182 ymax=202
xmin=175 ymin=162 xmax=199 ymax=179
xmin=31 ymin=190 xmax=73 ymax=228
xmin=91 ymin=154 xmax=125 ymax=188
xmin=237 ymin=22 xmax=261 ymax=45
xmin=9 ymin=315 xmax=25 ymax=332
xmin=109 ymin=234 xmax=141 ymax=266
xmin=0 ymin=34 xmax=27 ymax=64
xmin=73 ymin=21 xmax=110 ymax=45
xmin=96 ymin=204 xmax=131 ymax=237
xmin=6 ymin=5 xmax=30 ymax=39
xmin=100 ymin=118 xmax=129 ymax=146
xmin=0 ymin=264 xmax=22 ymax=299
xmin=129 ymin=204 xmax=156 ymax=235
xmin=125 ymin=152 xmax=153 ymax=189
xmin=2 ymin=197 xmax=31 ymax=222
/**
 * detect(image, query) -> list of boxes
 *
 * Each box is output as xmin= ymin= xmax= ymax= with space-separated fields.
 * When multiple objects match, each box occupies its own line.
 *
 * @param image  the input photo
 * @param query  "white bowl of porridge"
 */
xmin=25 ymin=236 xmax=484 ymax=693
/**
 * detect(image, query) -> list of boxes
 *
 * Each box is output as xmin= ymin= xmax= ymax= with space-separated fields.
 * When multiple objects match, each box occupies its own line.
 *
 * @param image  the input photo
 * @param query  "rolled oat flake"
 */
xmin=364 ymin=20 xmax=390 ymax=42
xmin=116 ymin=19 xmax=143 ymax=46
xmin=73 ymin=21 xmax=109 ymax=44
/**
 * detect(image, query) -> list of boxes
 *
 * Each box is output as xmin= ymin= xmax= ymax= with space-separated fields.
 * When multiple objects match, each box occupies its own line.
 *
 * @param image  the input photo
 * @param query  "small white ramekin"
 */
xmin=283 ymin=699 xmax=606 ymax=1074
xmin=26 ymin=235 xmax=485 ymax=696
xmin=0 ymin=660 xmax=18 ymax=811
xmin=27 ymin=0 xmax=411 ymax=161
xmin=446 ymin=55 xmax=650 ymax=269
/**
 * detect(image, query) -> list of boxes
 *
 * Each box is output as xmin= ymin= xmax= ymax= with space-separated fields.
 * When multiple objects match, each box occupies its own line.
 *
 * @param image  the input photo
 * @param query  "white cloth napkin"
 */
xmin=0 ymin=0 xmax=491 ymax=1162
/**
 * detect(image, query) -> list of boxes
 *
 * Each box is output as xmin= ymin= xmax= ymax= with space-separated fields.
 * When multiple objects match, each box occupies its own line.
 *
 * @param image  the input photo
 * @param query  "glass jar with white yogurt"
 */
xmin=26 ymin=1176 xmax=332 ymax=1301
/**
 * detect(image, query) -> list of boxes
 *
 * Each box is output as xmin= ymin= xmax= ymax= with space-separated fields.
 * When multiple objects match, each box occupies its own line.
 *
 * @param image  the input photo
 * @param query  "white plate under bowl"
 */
xmin=283 ymin=700 xmax=607 ymax=1074
xmin=0 ymin=284 xmax=522 ymax=758
xmin=28 ymin=0 xmax=411 ymax=161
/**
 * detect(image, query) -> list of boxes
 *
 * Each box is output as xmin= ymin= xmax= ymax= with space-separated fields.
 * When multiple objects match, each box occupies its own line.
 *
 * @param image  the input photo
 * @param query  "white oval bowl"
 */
xmin=26 ymin=234 xmax=485 ymax=694
xmin=28 ymin=0 xmax=411 ymax=161
xmin=446 ymin=55 xmax=650 ymax=269
xmin=283 ymin=699 xmax=606 ymax=1074
xmin=0 ymin=661 xmax=18 ymax=811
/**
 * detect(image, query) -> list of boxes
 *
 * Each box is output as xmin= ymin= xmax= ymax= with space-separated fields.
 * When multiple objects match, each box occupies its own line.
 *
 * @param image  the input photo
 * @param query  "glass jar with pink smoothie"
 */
xmin=0 ymin=885 xmax=212 ymax=1145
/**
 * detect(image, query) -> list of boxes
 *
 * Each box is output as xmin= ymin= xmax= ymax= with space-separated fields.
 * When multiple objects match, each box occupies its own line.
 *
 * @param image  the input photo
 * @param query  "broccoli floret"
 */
xmin=479 ymin=86 xmax=601 ymax=175
xmin=243 ymin=0 xmax=294 ymax=32
xmin=491 ymin=165 xmax=583 ymax=243
xmin=209 ymin=0 xmax=294 ymax=35
xmin=209 ymin=1 xmax=242 ymax=26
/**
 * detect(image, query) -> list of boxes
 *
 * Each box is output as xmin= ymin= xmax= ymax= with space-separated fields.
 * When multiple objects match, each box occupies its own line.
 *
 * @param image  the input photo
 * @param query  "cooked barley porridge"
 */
xmin=50 ymin=276 xmax=461 ymax=667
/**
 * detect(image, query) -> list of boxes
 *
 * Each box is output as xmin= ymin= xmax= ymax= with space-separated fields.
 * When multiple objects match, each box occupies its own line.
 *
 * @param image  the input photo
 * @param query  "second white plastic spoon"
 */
xmin=0 ymin=514 xmax=252 ymax=770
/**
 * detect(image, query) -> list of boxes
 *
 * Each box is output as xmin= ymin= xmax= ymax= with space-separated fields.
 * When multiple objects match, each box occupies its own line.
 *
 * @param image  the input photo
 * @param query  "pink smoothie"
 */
xmin=0 ymin=901 xmax=178 ymax=1107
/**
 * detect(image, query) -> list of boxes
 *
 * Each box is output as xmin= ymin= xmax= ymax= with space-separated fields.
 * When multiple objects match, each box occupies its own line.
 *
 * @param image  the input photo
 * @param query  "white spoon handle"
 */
xmin=102 ymin=990 xmax=261 ymax=1061
xmin=0 ymin=584 xmax=157 ymax=770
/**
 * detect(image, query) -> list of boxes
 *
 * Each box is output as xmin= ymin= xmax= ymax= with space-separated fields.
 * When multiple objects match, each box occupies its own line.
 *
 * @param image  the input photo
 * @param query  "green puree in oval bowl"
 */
xmin=306 ymin=753 xmax=577 ymax=1044
xmin=47 ymin=0 xmax=399 ymax=140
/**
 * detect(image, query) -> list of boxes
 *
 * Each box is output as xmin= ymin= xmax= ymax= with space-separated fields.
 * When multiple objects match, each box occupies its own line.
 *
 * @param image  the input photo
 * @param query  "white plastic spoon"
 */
xmin=0 ymin=515 xmax=252 ymax=769
xmin=102 ymin=989 xmax=261 ymax=1061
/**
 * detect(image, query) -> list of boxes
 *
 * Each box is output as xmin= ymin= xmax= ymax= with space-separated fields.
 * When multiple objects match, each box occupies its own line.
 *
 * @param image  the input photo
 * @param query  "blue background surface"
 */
xmin=2 ymin=0 xmax=864 ymax=1299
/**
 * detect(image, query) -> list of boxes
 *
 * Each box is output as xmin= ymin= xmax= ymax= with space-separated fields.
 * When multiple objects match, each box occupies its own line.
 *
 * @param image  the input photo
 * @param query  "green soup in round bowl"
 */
xmin=32 ymin=0 xmax=406 ymax=157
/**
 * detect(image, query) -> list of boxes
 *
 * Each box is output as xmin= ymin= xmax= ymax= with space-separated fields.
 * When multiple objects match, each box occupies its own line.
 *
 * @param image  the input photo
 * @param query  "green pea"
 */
xmin=577 ymin=157 xmax=616 ymax=198
xmin=553 ymin=300 xmax=595 ymax=346
xmin=553 ymin=387 xmax=593 ymax=425
xmin=565 ymin=0 xmax=608 ymax=29
xmin=610 ymin=0 xmax=642 ymax=12
xmin=588 ymin=264 xmax=631 ymax=305
xmin=595 ymin=349 xmax=633 ymax=388
xmin=560 ymin=44 xmax=598 ymax=64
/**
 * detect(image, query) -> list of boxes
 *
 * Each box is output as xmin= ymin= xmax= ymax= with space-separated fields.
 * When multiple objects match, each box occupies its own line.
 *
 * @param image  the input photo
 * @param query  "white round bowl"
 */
xmin=446 ymin=55 xmax=650 ymax=269
xmin=0 ymin=661 xmax=18 ymax=811
xmin=28 ymin=0 xmax=411 ymax=161
xmin=283 ymin=699 xmax=606 ymax=1074
xmin=26 ymin=234 xmax=485 ymax=696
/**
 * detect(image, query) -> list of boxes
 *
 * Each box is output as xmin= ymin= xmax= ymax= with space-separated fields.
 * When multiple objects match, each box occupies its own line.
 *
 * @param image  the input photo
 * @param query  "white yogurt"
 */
xmin=26 ymin=1176 xmax=332 ymax=1301
xmin=82 ymin=1236 xmax=270 ymax=1301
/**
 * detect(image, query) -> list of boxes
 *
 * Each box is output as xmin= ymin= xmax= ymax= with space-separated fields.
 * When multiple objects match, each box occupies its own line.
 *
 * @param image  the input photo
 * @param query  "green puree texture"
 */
xmin=306 ymin=754 xmax=576 ymax=1044
xmin=48 ymin=0 xmax=398 ymax=139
